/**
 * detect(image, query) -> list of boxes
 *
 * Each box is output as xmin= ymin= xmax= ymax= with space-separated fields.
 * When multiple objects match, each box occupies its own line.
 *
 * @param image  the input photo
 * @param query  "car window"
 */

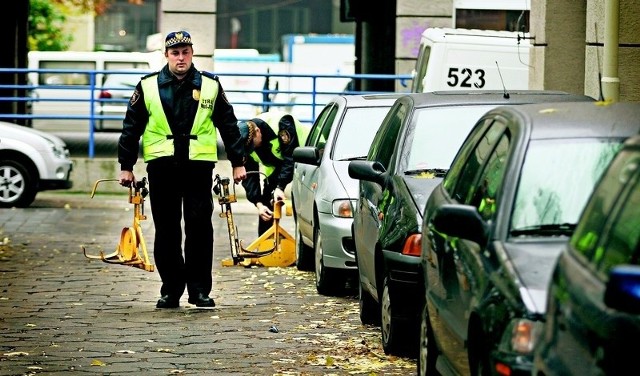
xmin=332 ymin=106 xmax=390 ymax=160
xmin=368 ymin=103 xmax=407 ymax=169
xmin=306 ymin=103 xmax=336 ymax=147
xmin=598 ymin=172 xmax=640 ymax=274
xmin=511 ymin=139 xmax=621 ymax=233
xmin=404 ymin=105 xmax=496 ymax=173
xmin=444 ymin=117 xmax=495 ymax=194
xmin=470 ymin=134 xmax=510 ymax=220
xmin=451 ymin=120 xmax=507 ymax=203
xmin=571 ymin=149 xmax=640 ymax=274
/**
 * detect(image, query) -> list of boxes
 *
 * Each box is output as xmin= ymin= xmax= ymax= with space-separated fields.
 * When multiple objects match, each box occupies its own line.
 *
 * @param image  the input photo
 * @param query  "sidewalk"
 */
xmin=0 ymin=192 xmax=417 ymax=375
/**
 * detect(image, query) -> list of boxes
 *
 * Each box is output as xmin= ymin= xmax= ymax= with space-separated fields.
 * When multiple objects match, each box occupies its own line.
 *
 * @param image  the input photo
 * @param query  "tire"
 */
xmin=314 ymin=225 xmax=342 ymax=295
xmin=417 ymin=302 xmax=438 ymax=375
xmin=381 ymin=275 xmax=405 ymax=355
xmin=294 ymin=219 xmax=314 ymax=271
xmin=358 ymin=271 xmax=380 ymax=325
xmin=0 ymin=159 xmax=37 ymax=208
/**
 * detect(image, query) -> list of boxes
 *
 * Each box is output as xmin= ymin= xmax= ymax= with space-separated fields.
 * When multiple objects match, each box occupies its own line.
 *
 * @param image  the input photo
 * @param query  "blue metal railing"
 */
xmin=0 ymin=68 xmax=412 ymax=157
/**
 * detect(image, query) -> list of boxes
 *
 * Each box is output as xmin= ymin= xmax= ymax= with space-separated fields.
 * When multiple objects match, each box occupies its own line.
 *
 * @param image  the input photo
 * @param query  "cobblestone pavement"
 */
xmin=0 ymin=191 xmax=417 ymax=375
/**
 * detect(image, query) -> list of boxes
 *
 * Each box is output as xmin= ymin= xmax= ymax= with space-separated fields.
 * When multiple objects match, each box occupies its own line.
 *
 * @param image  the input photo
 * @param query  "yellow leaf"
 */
xmin=326 ymin=356 xmax=334 ymax=366
xmin=91 ymin=359 xmax=106 ymax=366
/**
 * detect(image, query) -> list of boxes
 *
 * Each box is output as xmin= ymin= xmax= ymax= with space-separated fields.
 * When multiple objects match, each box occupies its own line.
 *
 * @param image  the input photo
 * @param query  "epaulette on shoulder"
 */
xmin=141 ymin=71 xmax=159 ymax=80
xmin=201 ymin=71 xmax=219 ymax=81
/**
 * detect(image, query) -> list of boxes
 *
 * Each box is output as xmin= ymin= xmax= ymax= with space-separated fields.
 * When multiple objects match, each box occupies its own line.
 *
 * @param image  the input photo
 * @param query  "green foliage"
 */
xmin=28 ymin=0 xmax=73 ymax=51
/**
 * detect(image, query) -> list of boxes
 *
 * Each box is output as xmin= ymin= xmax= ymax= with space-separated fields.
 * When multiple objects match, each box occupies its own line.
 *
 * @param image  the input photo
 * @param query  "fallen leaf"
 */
xmin=91 ymin=359 xmax=106 ymax=366
xmin=3 ymin=351 xmax=29 ymax=357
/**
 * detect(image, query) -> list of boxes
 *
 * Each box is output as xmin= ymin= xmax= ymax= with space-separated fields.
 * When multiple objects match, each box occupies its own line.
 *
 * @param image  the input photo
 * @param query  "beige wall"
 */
xmin=161 ymin=0 xmax=217 ymax=72
xmin=395 ymin=0 xmax=452 ymax=91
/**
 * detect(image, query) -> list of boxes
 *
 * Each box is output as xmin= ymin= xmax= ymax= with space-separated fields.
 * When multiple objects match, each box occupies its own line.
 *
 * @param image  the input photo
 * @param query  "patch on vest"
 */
xmin=130 ymin=89 xmax=140 ymax=106
xmin=192 ymin=89 xmax=200 ymax=101
xmin=279 ymin=129 xmax=291 ymax=145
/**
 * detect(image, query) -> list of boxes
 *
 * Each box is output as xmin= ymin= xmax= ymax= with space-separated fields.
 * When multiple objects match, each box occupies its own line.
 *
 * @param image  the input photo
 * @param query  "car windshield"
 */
xmin=332 ymin=106 xmax=391 ymax=160
xmin=510 ymin=139 xmax=622 ymax=236
xmin=404 ymin=105 xmax=496 ymax=172
xmin=103 ymin=73 xmax=141 ymax=88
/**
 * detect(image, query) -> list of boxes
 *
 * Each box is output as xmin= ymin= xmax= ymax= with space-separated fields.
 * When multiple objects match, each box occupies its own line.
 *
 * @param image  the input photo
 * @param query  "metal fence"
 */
xmin=0 ymin=68 xmax=412 ymax=157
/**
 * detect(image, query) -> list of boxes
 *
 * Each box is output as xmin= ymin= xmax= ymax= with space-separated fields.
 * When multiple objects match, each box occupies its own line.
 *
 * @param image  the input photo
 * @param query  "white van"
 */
xmin=28 ymin=50 xmax=163 ymax=132
xmin=411 ymin=27 xmax=531 ymax=93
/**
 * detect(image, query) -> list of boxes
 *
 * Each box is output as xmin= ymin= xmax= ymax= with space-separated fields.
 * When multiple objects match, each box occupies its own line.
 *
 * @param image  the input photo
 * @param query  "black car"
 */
xmin=533 ymin=134 xmax=640 ymax=376
xmin=347 ymin=90 xmax=593 ymax=356
xmin=418 ymin=101 xmax=640 ymax=376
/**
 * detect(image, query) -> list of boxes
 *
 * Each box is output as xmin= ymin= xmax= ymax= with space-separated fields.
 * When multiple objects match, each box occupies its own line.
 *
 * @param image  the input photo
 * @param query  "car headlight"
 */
xmin=332 ymin=199 xmax=356 ymax=218
xmin=47 ymin=139 xmax=70 ymax=159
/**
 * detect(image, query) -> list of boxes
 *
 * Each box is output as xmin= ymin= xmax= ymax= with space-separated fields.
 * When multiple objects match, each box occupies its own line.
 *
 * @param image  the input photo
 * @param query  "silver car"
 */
xmin=292 ymin=93 xmax=400 ymax=295
xmin=0 ymin=121 xmax=73 ymax=207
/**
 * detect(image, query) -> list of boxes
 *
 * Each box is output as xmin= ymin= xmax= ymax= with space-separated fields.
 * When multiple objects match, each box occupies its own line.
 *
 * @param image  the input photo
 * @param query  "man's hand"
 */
xmin=274 ymin=187 xmax=286 ymax=202
xmin=256 ymin=202 xmax=273 ymax=221
xmin=119 ymin=170 xmax=135 ymax=187
xmin=233 ymin=166 xmax=247 ymax=183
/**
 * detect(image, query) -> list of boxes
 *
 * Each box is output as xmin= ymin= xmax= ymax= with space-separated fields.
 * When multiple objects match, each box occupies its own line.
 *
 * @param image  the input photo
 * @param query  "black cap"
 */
xmin=165 ymin=31 xmax=193 ymax=49
xmin=238 ymin=121 xmax=256 ymax=154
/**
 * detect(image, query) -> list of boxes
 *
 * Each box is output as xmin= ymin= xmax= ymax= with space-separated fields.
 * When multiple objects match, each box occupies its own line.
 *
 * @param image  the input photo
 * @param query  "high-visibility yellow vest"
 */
xmin=141 ymin=74 xmax=219 ymax=162
xmin=248 ymin=112 xmax=309 ymax=176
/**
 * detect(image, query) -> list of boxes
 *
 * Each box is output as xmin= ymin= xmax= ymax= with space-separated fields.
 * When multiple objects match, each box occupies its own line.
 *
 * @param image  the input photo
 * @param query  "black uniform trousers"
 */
xmin=146 ymin=158 xmax=215 ymax=299
xmin=257 ymin=176 xmax=278 ymax=236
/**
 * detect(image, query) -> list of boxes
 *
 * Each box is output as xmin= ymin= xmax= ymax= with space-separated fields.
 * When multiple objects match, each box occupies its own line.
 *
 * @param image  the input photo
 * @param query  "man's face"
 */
xmin=165 ymin=45 xmax=193 ymax=76
xmin=253 ymin=125 xmax=263 ymax=149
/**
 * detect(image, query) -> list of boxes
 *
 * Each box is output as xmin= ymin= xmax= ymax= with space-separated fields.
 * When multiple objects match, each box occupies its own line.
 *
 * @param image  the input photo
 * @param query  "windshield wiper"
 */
xmin=404 ymin=168 xmax=448 ymax=177
xmin=510 ymin=223 xmax=576 ymax=236
xmin=338 ymin=156 xmax=367 ymax=161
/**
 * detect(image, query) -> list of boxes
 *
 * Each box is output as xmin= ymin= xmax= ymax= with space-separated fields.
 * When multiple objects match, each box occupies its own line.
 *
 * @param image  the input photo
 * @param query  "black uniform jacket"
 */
xmin=118 ymin=64 xmax=245 ymax=171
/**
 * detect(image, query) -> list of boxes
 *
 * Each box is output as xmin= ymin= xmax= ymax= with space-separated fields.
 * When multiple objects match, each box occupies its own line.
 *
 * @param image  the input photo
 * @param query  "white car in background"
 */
xmin=0 ymin=121 xmax=73 ymax=208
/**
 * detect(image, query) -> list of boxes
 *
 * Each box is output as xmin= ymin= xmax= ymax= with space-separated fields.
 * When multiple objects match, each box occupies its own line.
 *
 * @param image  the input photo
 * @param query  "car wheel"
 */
xmin=381 ymin=275 xmax=405 ymax=355
xmin=0 ymin=159 xmax=37 ymax=208
xmin=295 ymin=219 xmax=314 ymax=271
xmin=358 ymin=271 xmax=380 ymax=325
xmin=417 ymin=302 xmax=438 ymax=375
xmin=314 ymin=225 xmax=341 ymax=295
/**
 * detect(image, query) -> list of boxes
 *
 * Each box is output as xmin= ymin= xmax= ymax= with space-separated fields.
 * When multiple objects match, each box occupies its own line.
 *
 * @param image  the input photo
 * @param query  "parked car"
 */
xmin=418 ymin=101 xmax=640 ymax=376
xmin=94 ymin=69 xmax=149 ymax=131
xmin=348 ymin=90 xmax=594 ymax=357
xmin=0 ymin=121 xmax=74 ymax=208
xmin=292 ymin=93 xmax=401 ymax=295
xmin=532 ymin=133 xmax=640 ymax=376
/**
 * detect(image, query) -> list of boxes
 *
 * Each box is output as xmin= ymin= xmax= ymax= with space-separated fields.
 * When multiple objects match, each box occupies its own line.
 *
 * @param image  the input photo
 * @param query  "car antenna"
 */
xmin=496 ymin=61 xmax=510 ymax=99
xmin=595 ymin=22 xmax=605 ymax=101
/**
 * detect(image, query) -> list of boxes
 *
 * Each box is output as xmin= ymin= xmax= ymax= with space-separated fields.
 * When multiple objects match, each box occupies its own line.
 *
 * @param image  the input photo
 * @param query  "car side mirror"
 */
xmin=348 ymin=160 xmax=387 ymax=186
xmin=604 ymin=265 xmax=640 ymax=314
xmin=293 ymin=146 xmax=320 ymax=166
xmin=431 ymin=204 xmax=488 ymax=247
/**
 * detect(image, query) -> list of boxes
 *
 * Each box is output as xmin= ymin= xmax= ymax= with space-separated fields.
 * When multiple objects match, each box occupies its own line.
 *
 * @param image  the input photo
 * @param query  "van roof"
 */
xmin=422 ymin=27 xmax=531 ymax=46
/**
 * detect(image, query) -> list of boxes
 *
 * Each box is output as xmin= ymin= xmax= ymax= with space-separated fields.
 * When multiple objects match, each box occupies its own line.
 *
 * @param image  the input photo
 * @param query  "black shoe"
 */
xmin=156 ymin=295 xmax=180 ymax=308
xmin=188 ymin=293 xmax=215 ymax=307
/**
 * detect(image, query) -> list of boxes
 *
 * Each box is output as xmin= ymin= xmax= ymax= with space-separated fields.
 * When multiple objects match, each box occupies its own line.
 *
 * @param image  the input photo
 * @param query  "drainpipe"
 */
xmin=602 ymin=0 xmax=620 ymax=102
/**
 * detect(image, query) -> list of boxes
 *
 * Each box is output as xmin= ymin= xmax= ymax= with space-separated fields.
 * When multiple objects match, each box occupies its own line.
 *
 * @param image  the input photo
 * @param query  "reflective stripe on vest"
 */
xmin=248 ymin=112 xmax=310 ymax=177
xmin=141 ymin=75 xmax=219 ymax=162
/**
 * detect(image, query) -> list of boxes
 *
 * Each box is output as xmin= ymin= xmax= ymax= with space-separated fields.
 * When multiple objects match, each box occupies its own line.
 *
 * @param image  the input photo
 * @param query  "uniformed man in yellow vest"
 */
xmin=238 ymin=111 xmax=309 ymax=235
xmin=117 ymin=30 xmax=247 ymax=309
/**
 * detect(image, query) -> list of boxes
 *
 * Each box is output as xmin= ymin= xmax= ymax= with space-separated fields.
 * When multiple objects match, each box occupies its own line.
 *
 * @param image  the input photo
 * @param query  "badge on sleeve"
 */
xmin=279 ymin=129 xmax=291 ymax=145
xmin=130 ymin=89 xmax=140 ymax=106
xmin=193 ymin=89 xmax=201 ymax=101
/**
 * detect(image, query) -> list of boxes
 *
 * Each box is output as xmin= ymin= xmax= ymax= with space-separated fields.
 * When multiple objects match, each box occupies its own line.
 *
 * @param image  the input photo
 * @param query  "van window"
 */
xmin=411 ymin=44 xmax=430 ymax=93
xmin=39 ymin=60 xmax=96 ymax=86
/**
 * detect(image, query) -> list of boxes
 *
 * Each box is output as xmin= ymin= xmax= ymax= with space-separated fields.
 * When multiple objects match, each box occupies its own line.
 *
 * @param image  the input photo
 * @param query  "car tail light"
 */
xmin=98 ymin=90 xmax=112 ymax=99
xmin=401 ymin=234 xmax=421 ymax=257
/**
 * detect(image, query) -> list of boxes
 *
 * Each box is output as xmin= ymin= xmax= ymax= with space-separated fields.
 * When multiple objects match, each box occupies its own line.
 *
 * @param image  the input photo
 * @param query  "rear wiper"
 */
xmin=404 ymin=168 xmax=448 ymax=177
xmin=510 ymin=223 xmax=576 ymax=236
